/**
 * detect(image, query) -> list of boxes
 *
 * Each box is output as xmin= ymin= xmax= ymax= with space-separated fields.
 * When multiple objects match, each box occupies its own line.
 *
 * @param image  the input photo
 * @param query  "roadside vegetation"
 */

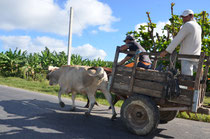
xmin=0 ymin=3 xmax=209 ymax=122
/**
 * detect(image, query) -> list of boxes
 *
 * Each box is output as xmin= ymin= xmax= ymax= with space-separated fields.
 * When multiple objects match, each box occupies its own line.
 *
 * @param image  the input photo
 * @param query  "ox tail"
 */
xmin=87 ymin=67 xmax=105 ymax=79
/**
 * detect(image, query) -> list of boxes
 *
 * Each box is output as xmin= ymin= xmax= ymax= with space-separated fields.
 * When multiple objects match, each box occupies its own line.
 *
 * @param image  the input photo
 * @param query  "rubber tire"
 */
xmin=159 ymin=110 xmax=178 ymax=124
xmin=120 ymin=95 xmax=159 ymax=136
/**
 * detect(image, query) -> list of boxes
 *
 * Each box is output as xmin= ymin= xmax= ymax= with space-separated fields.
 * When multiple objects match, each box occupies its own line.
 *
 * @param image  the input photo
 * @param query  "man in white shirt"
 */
xmin=160 ymin=9 xmax=202 ymax=76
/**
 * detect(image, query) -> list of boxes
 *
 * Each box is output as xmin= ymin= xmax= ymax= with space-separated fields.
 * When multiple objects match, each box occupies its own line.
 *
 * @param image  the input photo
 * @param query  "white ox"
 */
xmin=46 ymin=65 xmax=117 ymax=120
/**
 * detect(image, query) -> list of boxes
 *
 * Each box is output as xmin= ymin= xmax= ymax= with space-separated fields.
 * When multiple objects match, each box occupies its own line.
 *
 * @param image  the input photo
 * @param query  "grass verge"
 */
xmin=0 ymin=75 xmax=209 ymax=122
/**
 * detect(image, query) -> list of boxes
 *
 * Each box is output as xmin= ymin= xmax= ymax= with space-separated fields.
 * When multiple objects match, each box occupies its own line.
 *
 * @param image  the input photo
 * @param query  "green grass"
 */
xmin=204 ymin=96 xmax=210 ymax=106
xmin=0 ymin=75 xmax=209 ymax=122
xmin=177 ymin=112 xmax=210 ymax=122
xmin=0 ymin=76 xmax=60 ymax=95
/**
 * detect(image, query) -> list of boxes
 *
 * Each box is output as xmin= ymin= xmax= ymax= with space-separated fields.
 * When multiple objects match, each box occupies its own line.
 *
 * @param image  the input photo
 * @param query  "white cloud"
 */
xmin=65 ymin=0 xmax=119 ymax=35
xmin=0 ymin=36 xmax=32 ymax=50
xmin=72 ymin=44 xmax=106 ymax=60
xmin=0 ymin=35 xmax=67 ymax=53
xmin=90 ymin=30 xmax=98 ymax=34
xmin=0 ymin=35 xmax=107 ymax=60
xmin=135 ymin=21 xmax=170 ymax=37
xmin=0 ymin=0 xmax=119 ymax=36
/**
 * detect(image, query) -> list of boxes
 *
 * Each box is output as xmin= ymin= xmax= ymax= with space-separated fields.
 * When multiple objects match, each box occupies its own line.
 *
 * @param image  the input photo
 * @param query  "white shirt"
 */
xmin=166 ymin=20 xmax=202 ymax=61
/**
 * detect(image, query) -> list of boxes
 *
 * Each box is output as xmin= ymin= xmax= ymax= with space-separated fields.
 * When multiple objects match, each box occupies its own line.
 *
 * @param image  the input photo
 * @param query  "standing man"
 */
xmin=119 ymin=35 xmax=152 ymax=69
xmin=160 ymin=9 xmax=202 ymax=76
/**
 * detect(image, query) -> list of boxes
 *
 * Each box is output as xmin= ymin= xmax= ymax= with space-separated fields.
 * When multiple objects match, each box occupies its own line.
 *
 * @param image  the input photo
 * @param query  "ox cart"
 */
xmin=108 ymin=46 xmax=210 ymax=135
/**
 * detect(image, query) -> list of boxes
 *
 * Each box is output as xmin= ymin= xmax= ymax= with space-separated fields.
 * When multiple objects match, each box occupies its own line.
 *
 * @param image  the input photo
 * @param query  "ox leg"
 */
xmin=58 ymin=88 xmax=65 ymax=108
xmin=84 ymin=96 xmax=90 ymax=108
xmin=85 ymin=96 xmax=98 ymax=108
xmin=85 ymin=93 xmax=95 ymax=116
xmin=70 ymin=92 xmax=76 ymax=111
xmin=102 ymin=89 xmax=117 ymax=120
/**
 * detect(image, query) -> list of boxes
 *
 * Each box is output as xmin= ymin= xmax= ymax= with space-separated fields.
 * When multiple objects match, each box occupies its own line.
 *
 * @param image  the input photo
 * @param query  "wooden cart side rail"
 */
xmin=134 ymin=79 xmax=164 ymax=92
xmin=113 ymin=74 xmax=165 ymax=92
xmin=168 ymin=94 xmax=192 ymax=105
xmin=177 ymin=75 xmax=195 ymax=87
xmin=192 ymin=52 xmax=205 ymax=112
xmin=135 ymin=68 xmax=167 ymax=83
xmin=122 ymin=51 xmax=209 ymax=69
xmin=112 ymin=82 xmax=162 ymax=98
xmin=116 ymin=65 xmax=196 ymax=88
xmin=115 ymin=66 xmax=167 ymax=82
xmin=114 ymin=74 xmax=130 ymax=84
xmin=122 ymin=51 xmax=209 ymax=60
xmin=111 ymin=82 xmax=193 ymax=106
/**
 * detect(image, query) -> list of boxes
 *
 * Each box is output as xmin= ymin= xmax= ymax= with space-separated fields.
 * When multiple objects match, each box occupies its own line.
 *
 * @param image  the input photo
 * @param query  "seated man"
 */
xmin=118 ymin=35 xmax=152 ymax=69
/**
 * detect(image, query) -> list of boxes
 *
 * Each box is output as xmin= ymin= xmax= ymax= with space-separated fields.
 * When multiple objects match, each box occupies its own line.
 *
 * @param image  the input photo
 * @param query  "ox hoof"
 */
xmin=70 ymin=107 xmax=76 ymax=111
xmin=85 ymin=112 xmax=91 ymax=117
xmin=59 ymin=102 xmax=65 ymax=108
xmin=111 ymin=113 xmax=117 ymax=121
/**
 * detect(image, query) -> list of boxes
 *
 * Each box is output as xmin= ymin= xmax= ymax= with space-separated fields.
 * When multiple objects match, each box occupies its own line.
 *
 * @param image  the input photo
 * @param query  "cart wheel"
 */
xmin=120 ymin=94 xmax=159 ymax=135
xmin=159 ymin=110 xmax=178 ymax=124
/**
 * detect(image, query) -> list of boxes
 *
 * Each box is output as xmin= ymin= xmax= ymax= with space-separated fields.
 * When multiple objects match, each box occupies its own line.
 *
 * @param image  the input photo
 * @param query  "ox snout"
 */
xmin=49 ymin=82 xmax=53 ymax=86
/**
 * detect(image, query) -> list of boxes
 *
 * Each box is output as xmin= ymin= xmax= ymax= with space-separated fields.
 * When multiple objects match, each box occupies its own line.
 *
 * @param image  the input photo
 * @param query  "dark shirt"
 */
xmin=126 ymin=41 xmax=151 ymax=63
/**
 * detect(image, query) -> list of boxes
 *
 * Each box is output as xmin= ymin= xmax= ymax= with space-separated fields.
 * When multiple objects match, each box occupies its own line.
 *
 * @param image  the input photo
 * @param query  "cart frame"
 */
xmin=108 ymin=46 xmax=210 ymax=135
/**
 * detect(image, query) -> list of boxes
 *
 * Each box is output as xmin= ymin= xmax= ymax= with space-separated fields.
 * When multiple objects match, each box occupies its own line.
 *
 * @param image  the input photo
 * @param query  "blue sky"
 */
xmin=0 ymin=0 xmax=209 ymax=61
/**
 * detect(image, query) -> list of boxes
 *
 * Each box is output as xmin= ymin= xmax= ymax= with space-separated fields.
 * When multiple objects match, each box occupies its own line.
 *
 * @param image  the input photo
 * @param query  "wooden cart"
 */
xmin=108 ymin=46 xmax=210 ymax=135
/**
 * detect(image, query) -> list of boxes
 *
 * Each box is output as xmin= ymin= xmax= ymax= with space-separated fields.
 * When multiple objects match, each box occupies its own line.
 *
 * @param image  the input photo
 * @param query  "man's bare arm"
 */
xmin=118 ymin=56 xmax=131 ymax=65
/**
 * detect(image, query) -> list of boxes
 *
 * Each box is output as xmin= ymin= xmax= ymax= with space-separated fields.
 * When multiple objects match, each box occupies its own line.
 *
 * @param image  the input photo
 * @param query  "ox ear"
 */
xmin=48 ymin=66 xmax=54 ymax=71
xmin=48 ymin=66 xmax=59 ymax=71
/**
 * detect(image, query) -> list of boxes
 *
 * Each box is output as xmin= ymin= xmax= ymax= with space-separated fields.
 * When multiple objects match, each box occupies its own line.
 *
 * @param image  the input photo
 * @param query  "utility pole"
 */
xmin=67 ymin=7 xmax=73 ymax=65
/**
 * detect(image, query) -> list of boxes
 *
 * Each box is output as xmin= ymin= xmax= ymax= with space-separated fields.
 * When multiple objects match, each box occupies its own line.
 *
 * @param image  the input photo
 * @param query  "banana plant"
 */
xmin=40 ymin=47 xmax=54 ymax=70
xmin=21 ymin=53 xmax=42 ymax=80
xmin=52 ymin=51 xmax=67 ymax=67
xmin=0 ymin=48 xmax=27 ymax=76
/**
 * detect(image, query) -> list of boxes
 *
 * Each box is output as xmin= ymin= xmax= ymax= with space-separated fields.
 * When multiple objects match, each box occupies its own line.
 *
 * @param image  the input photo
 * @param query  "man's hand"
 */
xmin=160 ymin=50 xmax=168 ymax=58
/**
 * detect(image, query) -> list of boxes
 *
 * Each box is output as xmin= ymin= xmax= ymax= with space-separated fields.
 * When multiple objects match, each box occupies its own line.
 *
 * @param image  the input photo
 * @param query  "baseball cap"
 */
xmin=123 ymin=35 xmax=134 ymax=42
xmin=180 ymin=9 xmax=194 ymax=17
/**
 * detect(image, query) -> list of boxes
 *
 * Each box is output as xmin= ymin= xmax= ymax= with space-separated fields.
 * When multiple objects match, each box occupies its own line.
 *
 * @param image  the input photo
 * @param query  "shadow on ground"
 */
xmin=0 ymin=99 xmax=174 ymax=139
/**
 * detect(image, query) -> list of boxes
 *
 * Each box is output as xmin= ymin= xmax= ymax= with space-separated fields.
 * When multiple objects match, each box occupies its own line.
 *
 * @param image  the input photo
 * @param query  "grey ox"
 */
xmin=46 ymin=65 xmax=117 ymax=120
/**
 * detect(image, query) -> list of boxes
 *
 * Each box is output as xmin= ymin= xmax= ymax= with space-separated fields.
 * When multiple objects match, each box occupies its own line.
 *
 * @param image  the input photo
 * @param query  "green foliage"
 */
xmin=0 ymin=48 xmax=27 ymax=77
